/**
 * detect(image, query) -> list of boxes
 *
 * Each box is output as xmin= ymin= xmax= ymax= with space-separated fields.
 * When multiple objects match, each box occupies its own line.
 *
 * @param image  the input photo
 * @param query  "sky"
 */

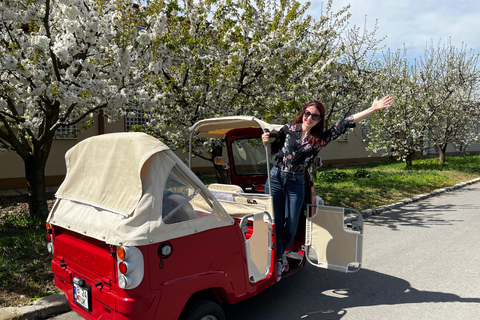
xmin=304 ymin=0 xmax=480 ymax=63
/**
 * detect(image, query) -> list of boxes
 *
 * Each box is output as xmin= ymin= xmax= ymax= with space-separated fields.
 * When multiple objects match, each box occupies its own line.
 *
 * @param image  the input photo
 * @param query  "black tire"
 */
xmin=181 ymin=300 xmax=226 ymax=320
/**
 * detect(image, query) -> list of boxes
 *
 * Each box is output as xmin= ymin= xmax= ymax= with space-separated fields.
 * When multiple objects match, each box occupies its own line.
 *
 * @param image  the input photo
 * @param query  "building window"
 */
xmin=124 ymin=110 xmax=150 ymax=132
xmin=335 ymin=74 xmax=344 ymax=85
xmin=337 ymin=132 xmax=349 ymax=141
xmin=331 ymin=73 xmax=344 ymax=86
xmin=55 ymin=124 xmax=78 ymax=139
xmin=54 ymin=114 xmax=78 ymax=139
xmin=361 ymin=124 xmax=370 ymax=142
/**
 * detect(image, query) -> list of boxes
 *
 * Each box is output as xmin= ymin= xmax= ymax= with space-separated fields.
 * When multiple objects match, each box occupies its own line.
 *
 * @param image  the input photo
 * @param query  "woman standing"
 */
xmin=262 ymin=95 xmax=394 ymax=280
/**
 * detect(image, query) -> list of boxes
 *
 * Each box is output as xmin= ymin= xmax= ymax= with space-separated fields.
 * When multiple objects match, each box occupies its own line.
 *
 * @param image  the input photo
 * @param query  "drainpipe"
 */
xmin=98 ymin=110 xmax=105 ymax=135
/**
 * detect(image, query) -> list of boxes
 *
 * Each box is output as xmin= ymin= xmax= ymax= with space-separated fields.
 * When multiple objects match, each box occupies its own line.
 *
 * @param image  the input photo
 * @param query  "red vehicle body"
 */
xmin=47 ymin=116 xmax=363 ymax=320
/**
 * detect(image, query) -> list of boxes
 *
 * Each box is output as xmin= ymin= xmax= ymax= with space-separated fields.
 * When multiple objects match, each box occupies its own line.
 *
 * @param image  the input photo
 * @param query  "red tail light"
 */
xmin=46 ymin=222 xmax=53 ymax=253
xmin=116 ymin=246 xmax=144 ymax=289
xmin=119 ymin=261 xmax=127 ymax=274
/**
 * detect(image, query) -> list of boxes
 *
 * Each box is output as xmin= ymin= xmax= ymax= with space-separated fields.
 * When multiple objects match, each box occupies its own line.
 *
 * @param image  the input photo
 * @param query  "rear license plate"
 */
xmin=73 ymin=282 xmax=91 ymax=312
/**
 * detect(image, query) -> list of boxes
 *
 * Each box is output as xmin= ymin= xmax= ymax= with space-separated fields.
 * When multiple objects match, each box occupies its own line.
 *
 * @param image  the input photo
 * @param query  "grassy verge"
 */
xmin=0 ymin=154 xmax=479 ymax=307
xmin=315 ymin=154 xmax=480 ymax=210
xmin=0 ymin=195 xmax=57 ymax=308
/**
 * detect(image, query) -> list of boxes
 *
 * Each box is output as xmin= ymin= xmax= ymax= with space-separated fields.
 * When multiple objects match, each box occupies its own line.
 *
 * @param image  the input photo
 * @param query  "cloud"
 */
xmin=304 ymin=0 xmax=480 ymax=61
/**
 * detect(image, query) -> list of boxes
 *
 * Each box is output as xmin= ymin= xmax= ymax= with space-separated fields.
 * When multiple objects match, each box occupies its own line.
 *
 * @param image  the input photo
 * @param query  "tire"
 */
xmin=181 ymin=300 xmax=226 ymax=320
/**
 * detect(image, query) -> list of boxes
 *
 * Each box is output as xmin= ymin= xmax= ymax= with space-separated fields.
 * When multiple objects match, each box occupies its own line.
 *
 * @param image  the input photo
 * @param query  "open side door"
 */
xmin=304 ymin=196 xmax=363 ymax=273
xmin=240 ymin=211 xmax=273 ymax=283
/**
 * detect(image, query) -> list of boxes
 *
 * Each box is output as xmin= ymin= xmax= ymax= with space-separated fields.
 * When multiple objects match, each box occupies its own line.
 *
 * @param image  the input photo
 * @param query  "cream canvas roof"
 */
xmin=48 ymin=132 xmax=233 ymax=246
xmin=55 ymin=132 xmax=167 ymax=216
xmin=191 ymin=116 xmax=283 ymax=139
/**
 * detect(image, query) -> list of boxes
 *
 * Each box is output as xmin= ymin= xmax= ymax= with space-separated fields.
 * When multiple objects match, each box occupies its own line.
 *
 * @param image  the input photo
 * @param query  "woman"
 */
xmin=262 ymin=95 xmax=394 ymax=280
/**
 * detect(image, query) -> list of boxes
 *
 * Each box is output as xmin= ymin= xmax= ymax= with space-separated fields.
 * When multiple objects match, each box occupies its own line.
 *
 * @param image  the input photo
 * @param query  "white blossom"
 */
xmin=0 ymin=0 xmax=168 ymax=214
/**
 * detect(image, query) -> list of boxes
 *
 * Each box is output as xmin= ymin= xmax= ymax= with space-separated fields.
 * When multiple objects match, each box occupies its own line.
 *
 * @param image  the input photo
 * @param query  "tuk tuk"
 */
xmin=47 ymin=116 xmax=363 ymax=320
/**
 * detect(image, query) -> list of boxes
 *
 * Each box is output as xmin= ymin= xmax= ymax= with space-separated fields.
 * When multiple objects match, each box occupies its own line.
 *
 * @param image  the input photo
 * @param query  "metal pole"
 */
xmin=188 ymin=129 xmax=194 ymax=170
xmin=263 ymin=129 xmax=272 ymax=196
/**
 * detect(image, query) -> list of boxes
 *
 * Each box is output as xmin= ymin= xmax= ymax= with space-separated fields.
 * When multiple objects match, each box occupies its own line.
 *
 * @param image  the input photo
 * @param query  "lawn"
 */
xmin=0 ymin=195 xmax=57 ymax=308
xmin=1 ymin=154 xmax=479 ymax=307
xmin=315 ymin=155 xmax=480 ymax=210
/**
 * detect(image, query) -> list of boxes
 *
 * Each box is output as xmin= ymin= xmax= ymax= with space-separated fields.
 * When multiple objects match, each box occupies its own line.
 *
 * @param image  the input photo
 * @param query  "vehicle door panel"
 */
xmin=305 ymin=197 xmax=363 ymax=273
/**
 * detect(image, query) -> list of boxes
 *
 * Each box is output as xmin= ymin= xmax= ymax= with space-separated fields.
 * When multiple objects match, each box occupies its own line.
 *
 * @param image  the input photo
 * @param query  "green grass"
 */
xmin=1 ymin=154 xmax=479 ymax=307
xmin=315 ymin=154 xmax=480 ymax=210
xmin=0 ymin=196 xmax=57 ymax=307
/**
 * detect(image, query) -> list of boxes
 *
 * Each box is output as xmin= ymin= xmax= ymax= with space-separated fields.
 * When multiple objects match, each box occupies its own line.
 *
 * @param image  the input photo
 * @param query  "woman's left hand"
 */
xmin=353 ymin=94 xmax=394 ymax=123
xmin=371 ymin=95 xmax=394 ymax=111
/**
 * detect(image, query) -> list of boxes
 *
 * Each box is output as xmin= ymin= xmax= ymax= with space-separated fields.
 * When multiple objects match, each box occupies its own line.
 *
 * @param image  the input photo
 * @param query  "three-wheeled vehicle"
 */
xmin=47 ymin=116 xmax=363 ymax=320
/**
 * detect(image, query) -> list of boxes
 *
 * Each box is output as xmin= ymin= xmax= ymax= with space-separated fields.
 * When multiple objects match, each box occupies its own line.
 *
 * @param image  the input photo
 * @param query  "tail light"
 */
xmin=46 ymin=222 xmax=54 ymax=254
xmin=116 ymin=246 xmax=144 ymax=289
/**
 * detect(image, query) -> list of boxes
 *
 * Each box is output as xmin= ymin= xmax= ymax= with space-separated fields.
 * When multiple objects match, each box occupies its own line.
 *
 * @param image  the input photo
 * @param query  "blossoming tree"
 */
xmin=0 ymin=0 xmax=167 ymax=217
xmin=139 ymin=0 xmax=351 ymax=181
xmin=364 ymin=49 xmax=429 ymax=166
xmin=312 ymin=16 xmax=386 ymax=128
xmin=419 ymin=41 xmax=480 ymax=164
xmin=365 ymin=42 xmax=480 ymax=167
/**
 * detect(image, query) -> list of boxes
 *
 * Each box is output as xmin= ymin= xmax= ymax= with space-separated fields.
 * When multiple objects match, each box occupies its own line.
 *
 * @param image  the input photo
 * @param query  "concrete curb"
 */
xmin=1 ymin=177 xmax=479 ymax=319
xmin=0 ymin=294 xmax=70 ymax=320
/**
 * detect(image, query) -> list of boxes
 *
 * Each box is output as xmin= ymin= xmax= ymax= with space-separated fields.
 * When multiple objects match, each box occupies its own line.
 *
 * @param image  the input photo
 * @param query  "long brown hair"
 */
xmin=293 ymin=100 xmax=326 ymax=147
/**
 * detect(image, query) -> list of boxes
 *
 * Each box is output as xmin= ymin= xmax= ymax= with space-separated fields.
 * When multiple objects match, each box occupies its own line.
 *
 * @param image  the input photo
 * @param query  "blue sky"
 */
xmin=304 ymin=0 xmax=480 ymax=62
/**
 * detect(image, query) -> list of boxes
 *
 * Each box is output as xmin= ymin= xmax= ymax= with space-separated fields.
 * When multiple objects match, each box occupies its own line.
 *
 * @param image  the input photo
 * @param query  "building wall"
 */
xmin=0 ymin=115 xmax=214 ymax=190
xmin=180 ymin=126 xmax=391 ymax=173
xmin=0 ymin=116 xmax=124 ymax=190
xmin=2 ymin=120 xmax=479 ymax=190
xmin=319 ymin=129 xmax=386 ymax=164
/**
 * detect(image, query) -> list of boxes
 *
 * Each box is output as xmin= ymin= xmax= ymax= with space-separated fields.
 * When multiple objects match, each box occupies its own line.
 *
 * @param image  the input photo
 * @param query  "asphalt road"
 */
xmin=49 ymin=183 xmax=480 ymax=320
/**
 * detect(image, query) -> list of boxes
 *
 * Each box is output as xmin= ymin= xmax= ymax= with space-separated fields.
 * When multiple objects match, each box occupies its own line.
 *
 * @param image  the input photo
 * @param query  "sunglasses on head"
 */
xmin=304 ymin=110 xmax=321 ymax=121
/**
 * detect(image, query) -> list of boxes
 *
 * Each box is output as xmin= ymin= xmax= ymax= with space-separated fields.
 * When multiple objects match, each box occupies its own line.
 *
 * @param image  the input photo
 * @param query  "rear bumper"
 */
xmin=53 ymin=264 xmax=160 ymax=320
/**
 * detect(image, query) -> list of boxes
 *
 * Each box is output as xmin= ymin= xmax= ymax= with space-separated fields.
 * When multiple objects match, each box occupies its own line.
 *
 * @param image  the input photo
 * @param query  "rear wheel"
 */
xmin=181 ymin=300 xmax=225 ymax=320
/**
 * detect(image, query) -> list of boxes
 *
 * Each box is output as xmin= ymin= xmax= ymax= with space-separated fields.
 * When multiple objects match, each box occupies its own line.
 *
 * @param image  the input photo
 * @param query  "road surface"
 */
xmin=49 ymin=183 xmax=480 ymax=319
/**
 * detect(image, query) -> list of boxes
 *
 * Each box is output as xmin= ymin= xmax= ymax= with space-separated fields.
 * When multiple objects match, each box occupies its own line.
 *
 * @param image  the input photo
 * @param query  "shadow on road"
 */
xmin=365 ymin=192 xmax=480 ymax=230
xmin=224 ymin=263 xmax=480 ymax=320
xmin=224 ymin=188 xmax=480 ymax=319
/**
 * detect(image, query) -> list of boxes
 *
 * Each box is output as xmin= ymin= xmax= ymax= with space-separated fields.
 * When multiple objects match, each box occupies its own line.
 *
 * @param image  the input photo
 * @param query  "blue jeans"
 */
xmin=265 ymin=166 xmax=305 ymax=260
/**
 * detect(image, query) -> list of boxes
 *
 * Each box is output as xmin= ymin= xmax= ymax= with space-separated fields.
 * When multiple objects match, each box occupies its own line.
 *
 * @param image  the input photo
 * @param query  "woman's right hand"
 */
xmin=262 ymin=132 xmax=270 ymax=146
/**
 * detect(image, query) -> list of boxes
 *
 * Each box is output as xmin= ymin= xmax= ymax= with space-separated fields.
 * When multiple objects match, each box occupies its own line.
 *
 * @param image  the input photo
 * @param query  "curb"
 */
xmin=1 ymin=177 xmax=479 ymax=319
xmin=360 ymin=177 xmax=480 ymax=218
xmin=0 ymin=294 xmax=71 ymax=320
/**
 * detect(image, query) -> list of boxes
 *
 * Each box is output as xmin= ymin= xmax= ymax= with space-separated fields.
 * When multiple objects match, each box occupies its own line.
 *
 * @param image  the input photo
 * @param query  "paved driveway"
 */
xmin=49 ymin=182 xmax=480 ymax=320
xmin=223 ymin=182 xmax=480 ymax=319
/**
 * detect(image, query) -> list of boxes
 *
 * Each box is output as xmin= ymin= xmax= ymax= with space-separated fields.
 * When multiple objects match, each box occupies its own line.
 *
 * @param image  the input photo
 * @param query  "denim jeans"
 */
xmin=265 ymin=166 xmax=305 ymax=260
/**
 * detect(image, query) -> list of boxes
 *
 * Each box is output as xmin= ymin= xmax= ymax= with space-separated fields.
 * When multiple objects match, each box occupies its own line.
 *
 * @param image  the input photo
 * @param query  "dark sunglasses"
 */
xmin=304 ymin=110 xmax=321 ymax=121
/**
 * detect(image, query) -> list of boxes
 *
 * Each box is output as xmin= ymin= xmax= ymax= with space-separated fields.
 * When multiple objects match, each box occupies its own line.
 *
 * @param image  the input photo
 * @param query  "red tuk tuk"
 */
xmin=47 ymin=116 xmax=363 ymax=320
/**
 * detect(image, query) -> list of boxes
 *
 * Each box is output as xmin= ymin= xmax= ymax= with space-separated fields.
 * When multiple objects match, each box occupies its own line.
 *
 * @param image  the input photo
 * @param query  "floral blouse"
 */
xmin=270 ymin=116 xmax=356 ymax=172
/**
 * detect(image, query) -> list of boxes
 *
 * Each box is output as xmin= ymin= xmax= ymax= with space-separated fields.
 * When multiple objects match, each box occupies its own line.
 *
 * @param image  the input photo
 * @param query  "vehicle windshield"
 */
xmin=231 ymin=138 xmax=274 ymax=176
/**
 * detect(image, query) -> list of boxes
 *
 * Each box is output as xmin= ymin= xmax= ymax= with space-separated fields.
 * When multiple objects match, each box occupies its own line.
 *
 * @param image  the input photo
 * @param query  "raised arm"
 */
xmin=352 ymin=95 xmax=394 ymax=123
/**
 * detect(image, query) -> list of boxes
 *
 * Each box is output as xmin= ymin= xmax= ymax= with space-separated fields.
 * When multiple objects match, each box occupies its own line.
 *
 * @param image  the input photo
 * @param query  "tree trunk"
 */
xmin=459 ymin=144 xmax=466 ymax=157
xmin=438 ymin=144 xmax=447 ymax=165
xmin=405 ymin=152 xmax=414 ymax=167
xmin=24 ymin=154 xmax=49 ymax=218
xmin=212 ymin=144 xmax=228 ymax=184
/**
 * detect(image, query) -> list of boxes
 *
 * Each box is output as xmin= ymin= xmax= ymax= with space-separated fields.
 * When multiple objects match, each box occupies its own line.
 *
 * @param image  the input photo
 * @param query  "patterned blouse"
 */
xmin=270 ymin=116 xmax=356 ymax=172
